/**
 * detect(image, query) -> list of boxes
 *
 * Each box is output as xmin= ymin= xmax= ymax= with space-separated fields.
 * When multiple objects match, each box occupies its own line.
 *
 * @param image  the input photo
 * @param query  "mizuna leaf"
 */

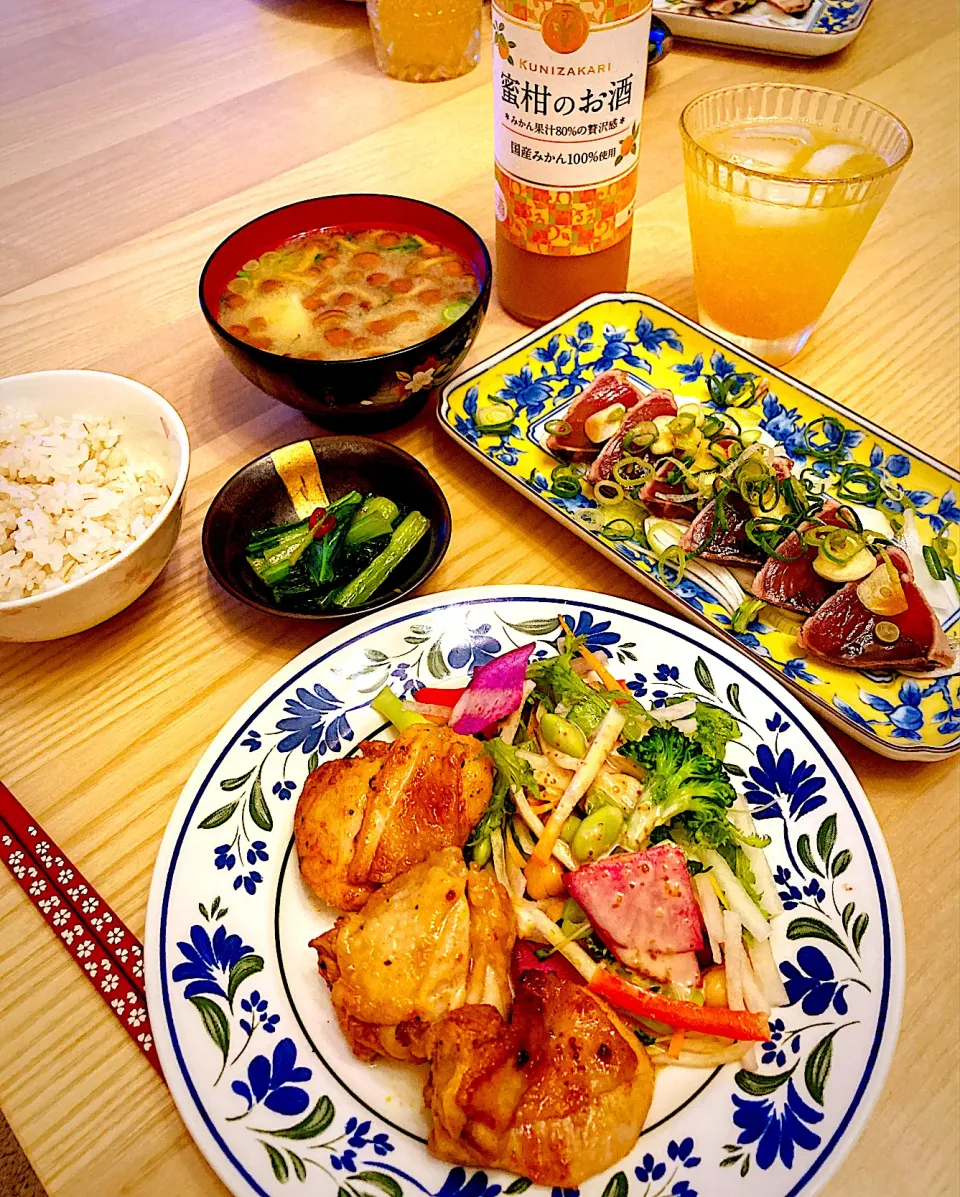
xmin=198 ymin=802 xmax=238 ymax=830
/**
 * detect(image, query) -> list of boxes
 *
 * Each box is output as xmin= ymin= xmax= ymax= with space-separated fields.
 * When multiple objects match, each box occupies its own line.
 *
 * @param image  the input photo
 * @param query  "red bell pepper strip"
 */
xmin=589 ymin=967 xmax=770 ymax=1042
xmin=413 ymin=685 xmax=467 ymax=708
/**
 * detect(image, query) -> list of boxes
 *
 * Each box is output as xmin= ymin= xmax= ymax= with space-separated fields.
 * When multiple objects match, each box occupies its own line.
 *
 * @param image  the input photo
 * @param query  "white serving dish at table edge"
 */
xmin=146 ymin=586 xmax=904 ymax=1197
xmin=0 ymin=370 xmax=189 ymax=642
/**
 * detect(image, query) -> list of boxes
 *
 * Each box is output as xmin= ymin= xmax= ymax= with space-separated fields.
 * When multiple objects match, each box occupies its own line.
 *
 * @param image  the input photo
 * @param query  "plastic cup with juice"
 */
xmin=367 ymin=0 xmax=482 ymax=82
xmin=680 ymin=84 xmax=912 ymax=365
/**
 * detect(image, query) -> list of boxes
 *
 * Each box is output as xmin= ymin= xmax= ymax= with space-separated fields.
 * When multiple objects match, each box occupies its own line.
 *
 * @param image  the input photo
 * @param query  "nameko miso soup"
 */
xmin=218 ymin=228 xmax=479 ymax=360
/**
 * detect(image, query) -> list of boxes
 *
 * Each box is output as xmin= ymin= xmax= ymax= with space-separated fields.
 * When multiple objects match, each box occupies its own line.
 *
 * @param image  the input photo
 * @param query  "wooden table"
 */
xmin=1 ymin=1 xmax=957 ymax=1194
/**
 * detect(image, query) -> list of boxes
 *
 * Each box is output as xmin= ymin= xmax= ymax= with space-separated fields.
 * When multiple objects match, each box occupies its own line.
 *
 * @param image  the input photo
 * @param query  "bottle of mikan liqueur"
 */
xmin=492 ymin=0 xmax=652 ymax=325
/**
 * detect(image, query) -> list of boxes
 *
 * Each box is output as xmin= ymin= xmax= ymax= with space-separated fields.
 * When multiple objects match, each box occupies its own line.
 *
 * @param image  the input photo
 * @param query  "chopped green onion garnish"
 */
xmin=472 ymin=403 xmax=514 ymax=434
xmin=595 ymin=479 xmax=625 ymax=506
xmin=732 ymin=597 xmax=765 ymax=634
xmin=656 ymin=544 xmax=686 ymax=587
xmin=835 ymin=463 xmax=883 ymax=505
xmin=550 ymin=465 xmax=582 ymax=499
xmin=924 ymin=544 xmax=947 ymax=581
xmin=442 ymin=300 xmax=471 ymax=323
xmin=601 ymin=518 xmax=637 ymax=541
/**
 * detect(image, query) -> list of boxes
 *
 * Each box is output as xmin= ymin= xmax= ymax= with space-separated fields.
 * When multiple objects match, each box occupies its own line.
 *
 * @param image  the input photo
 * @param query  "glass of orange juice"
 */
xmin=367 ymin=0 xmax=482 ymax=82
xmin=680 ymin=84 xmax=912 ymax=365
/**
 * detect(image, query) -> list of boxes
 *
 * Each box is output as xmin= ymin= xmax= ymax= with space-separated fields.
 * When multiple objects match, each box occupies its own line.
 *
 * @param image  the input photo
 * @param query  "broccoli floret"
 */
xmin=528 ymin=640 xmax=649 ymax=741
xmin=620 ymin=724 xmax=737 ymax=846
xmin=664 ymin=696 xmax=741 ymax=760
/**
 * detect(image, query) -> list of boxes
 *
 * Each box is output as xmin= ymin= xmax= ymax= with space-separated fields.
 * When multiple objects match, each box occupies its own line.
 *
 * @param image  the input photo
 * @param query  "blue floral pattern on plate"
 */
xmin=149 ymin=590 xmax=902 ymax=1197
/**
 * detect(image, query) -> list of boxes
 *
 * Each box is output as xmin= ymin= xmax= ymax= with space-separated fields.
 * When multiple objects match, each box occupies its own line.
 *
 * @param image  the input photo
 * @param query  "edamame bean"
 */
xmin=540 ymin=712 xmax=587 ymax=758
xmin=571 ymin=805 xmax=623 ymax=863
xmin=584 ymin=786 xmax=616 ymax=816
xmin=560 ymin=815 xmax=582 ymax=844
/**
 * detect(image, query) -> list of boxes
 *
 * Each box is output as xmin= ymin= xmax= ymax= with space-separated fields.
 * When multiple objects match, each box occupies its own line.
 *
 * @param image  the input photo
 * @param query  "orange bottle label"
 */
xmin=493 ymin=0 xmax=652 ymax=257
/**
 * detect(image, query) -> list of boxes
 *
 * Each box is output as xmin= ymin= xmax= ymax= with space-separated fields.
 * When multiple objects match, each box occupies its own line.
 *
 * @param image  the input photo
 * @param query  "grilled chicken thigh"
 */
xmin=311 ymin=847 xmax=515 ymax=1062
xmin=295 ymin=725 xmax=494 ymax=911
xmin=424 ymin=972 xmax=654 ymax=1187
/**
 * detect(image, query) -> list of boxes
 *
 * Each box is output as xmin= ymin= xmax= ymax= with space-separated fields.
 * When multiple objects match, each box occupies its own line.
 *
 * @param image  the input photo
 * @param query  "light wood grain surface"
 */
xmin=1 ymin=1 xmax=958 ymax=1194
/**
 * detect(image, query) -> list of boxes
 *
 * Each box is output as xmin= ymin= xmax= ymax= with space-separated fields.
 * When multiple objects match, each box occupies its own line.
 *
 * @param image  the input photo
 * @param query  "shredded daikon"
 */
xmin=722 ymin=910 xmax=745 ymax=1011
xmin=512 ymin=899 xmax=599 ymax=984
xmin=529 ymin=704 xmax=626 ymax=866
xmin=512 ymin=786 xmax=576 ymax=870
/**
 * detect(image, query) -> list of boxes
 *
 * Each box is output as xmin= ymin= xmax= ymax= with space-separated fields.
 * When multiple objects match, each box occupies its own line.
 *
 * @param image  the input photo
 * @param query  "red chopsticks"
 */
xmin=0 ymin=780 xmax=163 ymax=1079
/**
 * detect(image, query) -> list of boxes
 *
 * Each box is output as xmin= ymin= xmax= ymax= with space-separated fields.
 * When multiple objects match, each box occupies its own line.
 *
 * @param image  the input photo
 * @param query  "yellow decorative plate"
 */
xmin=438 ymin=294 xmax=960 ymax=760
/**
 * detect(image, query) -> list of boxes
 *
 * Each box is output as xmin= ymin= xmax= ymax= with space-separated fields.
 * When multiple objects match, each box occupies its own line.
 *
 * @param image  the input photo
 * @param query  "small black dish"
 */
xmin=202 ymin=436 xmax=451 ymax=621
xmin=199 ymin=194 xmax=492 ymax=434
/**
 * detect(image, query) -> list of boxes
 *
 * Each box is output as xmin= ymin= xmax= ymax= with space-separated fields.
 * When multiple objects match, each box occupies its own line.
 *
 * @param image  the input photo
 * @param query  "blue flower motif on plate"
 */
xmin=172 ymin=923 xmax=253 ymax=1001
xmin=447 ymin=623 xmax=502 ymax=671
xmin=231 ymin=1036 xmax=312 ymax=1116
xmin=781 ymin=946 xmax=849 ymax=1016
xmin=435 ymin=1168 xmax=502 ymax=1197
xmin=239 ymin=990 xmax=279 ymax=1036
xmin=744 ymin=743 xmax=827 ymax=822
xmin=672 ymin=353 xmax=704 ymax=384
xmin=498 ymin=365 xmax=553 ymax=416
xmin=276 ymin=684 xmax=353 ymax=756
xmin=860 ymin=679 xmax=925 ymax=740
xmin=732 ymin=1080 xmax=823 ymax=1170
xmin=567 ymin=609 xmax=620 ymax=652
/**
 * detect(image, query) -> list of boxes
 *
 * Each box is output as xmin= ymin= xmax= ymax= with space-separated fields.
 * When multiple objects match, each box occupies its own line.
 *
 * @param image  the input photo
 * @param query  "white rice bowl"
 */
xmin=0 ymin=412 xmax=171 ymax=601
xmin=0 ymin=371 xmax=189 ymax=642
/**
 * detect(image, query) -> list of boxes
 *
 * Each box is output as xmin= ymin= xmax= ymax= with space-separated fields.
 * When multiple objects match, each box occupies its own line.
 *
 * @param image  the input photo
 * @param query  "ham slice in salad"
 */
xmin=566 ymin=843 xmax=704 ymax=989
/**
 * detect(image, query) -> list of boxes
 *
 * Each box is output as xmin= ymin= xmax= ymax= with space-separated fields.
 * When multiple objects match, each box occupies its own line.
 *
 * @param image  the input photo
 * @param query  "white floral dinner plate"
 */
xmin=146 ymin=587 xmax=904 ymax=1197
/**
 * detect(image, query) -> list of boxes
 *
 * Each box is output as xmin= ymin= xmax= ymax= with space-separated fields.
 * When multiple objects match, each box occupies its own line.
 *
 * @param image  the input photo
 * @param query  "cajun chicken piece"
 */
xmin=311 ymin=847 xmax=515 ymax=1063
xmin=424 ymin=972 xmax=654 ymax=1188
xmin=295 ymin=724 xmax=494 ymax=911
xmin=294 ymin=740 xmax=389 ymax=911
